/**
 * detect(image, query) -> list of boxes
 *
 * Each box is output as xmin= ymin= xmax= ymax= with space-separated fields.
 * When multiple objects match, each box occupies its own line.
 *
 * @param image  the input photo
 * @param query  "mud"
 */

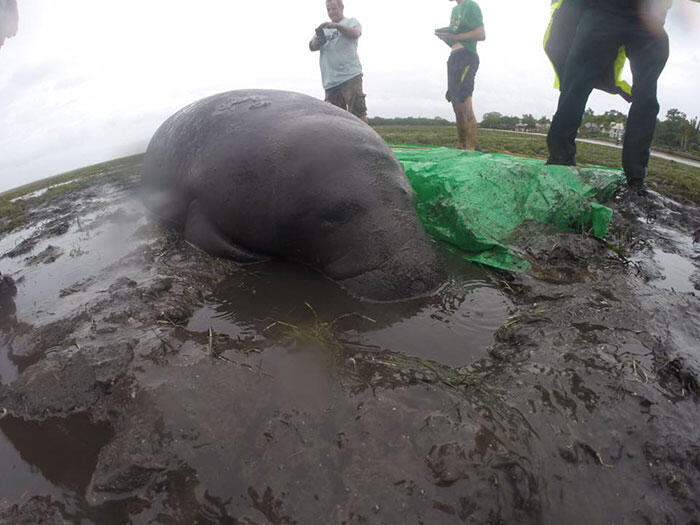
xmin=0 ymin=158 xmax=699 ymax=523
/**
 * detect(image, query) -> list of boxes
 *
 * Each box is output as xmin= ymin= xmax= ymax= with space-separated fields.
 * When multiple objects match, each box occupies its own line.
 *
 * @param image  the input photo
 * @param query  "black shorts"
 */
xmin=446 ymin=48 xmax=479 ymax=103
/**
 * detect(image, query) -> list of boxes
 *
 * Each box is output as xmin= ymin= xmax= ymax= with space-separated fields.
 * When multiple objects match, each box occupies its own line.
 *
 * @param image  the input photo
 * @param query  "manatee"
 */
xmin=141 ymin=90 xmax=444 ymax=301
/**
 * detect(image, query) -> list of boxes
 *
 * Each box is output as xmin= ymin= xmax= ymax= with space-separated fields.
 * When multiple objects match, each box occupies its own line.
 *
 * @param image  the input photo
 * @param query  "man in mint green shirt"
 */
xmin=435 ymin=0 xmax=485 ymax=150
xmin=310 ymin=0 xmax=368 ymax=122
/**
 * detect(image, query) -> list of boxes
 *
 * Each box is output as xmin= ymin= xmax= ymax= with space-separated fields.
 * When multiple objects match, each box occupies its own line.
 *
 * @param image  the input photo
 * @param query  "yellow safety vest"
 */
xmin=543 ymin=0 xmax=632 ymax=101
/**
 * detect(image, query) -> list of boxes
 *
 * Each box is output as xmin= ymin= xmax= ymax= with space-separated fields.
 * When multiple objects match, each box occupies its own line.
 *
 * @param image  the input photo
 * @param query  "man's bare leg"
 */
xmin=453 ymin=101 xmax=467 ymax=148
xmin=452 ymin=96 xmax=477 ymax=150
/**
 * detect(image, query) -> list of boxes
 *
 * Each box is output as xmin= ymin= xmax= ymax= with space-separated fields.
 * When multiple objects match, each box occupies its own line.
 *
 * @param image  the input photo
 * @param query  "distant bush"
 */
xmin=369 ymin=116 xmax=454 ymax=126
xmin=653 ymin=109 xmax=700 ymax=157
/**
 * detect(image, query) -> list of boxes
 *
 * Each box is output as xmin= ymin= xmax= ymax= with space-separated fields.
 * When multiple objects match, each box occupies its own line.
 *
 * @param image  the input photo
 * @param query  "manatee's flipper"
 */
xmin=183 ymin=200 xmax=268 ymax=263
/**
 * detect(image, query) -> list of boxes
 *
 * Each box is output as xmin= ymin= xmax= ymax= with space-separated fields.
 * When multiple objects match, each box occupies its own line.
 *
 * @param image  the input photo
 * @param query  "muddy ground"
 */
xmin=0 ymin=158 xmax=699 ymax=524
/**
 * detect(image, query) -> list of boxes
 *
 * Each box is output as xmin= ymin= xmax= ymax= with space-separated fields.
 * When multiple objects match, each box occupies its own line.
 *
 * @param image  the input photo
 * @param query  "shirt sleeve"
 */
xmin=466 ymin=2 xmax=483 ymax=28
xmin=346 ymin=18 xmax=362 ymax=32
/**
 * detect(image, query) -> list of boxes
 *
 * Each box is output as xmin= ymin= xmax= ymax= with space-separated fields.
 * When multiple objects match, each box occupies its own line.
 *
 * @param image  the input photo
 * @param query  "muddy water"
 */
xmin=188 ymin=251 xmax=510 ymax=367
xmin=0 ymin=414 xmax=112 ymax=497
xmin=641 ymin=219 xmax=698 ymax=294
xmin=0 ymin=185 xmax=149 ymax=325
xmin=0 ymin=183 xmax=149 ymax=383
xmin=0 ymin=166 xmax=515 ymax=521
xmin=0 ymin=414 xmax=127 ymax=523
xmin=1 ymin=163 xmax=699 ymax=523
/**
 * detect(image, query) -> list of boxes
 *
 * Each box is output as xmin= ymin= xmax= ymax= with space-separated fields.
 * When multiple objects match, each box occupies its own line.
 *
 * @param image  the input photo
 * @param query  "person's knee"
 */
xmin=452 ymin=100 xmax=472 ymax=117
xmin=632 ymin=93 xmax=659 ymax=114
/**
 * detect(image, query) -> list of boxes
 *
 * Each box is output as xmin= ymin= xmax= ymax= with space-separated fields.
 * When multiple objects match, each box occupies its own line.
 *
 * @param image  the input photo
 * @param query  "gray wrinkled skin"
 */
xmin=141 ymin=90 xmax=444 ymax=301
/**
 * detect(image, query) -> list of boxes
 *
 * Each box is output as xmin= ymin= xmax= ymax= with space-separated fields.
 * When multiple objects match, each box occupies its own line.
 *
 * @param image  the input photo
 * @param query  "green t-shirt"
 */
xmin=442 ymin=1 xmax=483 ymax=54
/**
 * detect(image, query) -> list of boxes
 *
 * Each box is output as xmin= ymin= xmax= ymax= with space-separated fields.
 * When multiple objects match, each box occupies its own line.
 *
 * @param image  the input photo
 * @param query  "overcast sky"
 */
xmin=0 ymin=0 xmax=698 ymax=193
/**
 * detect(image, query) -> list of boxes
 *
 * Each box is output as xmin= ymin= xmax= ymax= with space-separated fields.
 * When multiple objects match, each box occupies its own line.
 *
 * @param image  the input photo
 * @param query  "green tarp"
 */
xmin=392 ymin=146 xmax=625 ymax=272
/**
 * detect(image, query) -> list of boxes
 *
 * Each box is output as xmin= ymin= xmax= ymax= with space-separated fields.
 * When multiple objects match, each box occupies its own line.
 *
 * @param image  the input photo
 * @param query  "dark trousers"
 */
xmin=547 ymin=8 xmax=669 ymax=185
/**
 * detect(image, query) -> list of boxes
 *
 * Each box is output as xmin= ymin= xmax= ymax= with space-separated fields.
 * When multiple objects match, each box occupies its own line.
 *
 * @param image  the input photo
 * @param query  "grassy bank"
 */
xmin=0 ymin=154 xmax=143 ymax=236
xmin=374 ymin=126 xmax=700 ymax=205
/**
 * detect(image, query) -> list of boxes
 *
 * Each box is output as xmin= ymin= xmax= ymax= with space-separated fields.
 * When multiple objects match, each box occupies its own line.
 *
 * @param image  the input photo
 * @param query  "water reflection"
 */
xmin=0 ymin=272 xmax=17 ymax=325
xmin=0 ymin=413 xmax=113 ymax=520
xmin=188 ymin=247 xmax=510 ymax=367
xmin=652 ymin=249 xmax=696 ymax=293
xmin=0 ymin=273 xmax=18 ymax=383
xmin=0 ymin=413 xmax=113 ymax=496
xmin=0 ymin=413 xmax=129 ymax=523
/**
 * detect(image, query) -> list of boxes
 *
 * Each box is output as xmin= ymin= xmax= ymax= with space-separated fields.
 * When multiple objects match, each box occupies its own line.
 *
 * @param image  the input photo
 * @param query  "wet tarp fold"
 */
xmin=392 ymin=146 xmax=625 ymax=272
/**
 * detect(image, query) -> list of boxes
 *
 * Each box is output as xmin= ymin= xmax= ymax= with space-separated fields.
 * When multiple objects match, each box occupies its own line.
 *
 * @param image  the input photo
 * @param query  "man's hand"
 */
xmin=310 ymin=35 xmax=324 ymax=52
xmin=435 ymin=31 xmax=456 ymax=44
xmin=321 ymin=21 xmax=361 ymax=39
xmin=437 ymin=26 xmax=485 ymax=46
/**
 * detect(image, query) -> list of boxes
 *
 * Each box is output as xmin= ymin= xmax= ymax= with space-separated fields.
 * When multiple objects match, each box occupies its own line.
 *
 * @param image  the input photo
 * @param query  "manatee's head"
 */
xmin=330 ymin=233 xmax=446 ymax=302
xmin=279 ymin=114 xmax=445 ymax=302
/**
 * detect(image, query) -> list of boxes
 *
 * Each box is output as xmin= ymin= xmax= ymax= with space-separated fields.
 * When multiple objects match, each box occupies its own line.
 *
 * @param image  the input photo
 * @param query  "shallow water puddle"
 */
xmin=1 ymin=193 xmax=149 ymax=324
xmin=0 ymin=334 xmax=16 ymax=383
xmin=651 ymin=249 xmax=697 ymax=293
xmin=0 ymin=413 xmax=112 ymax=501
xmin=188 ymin=248 xmax=511 ymax=367
xmin=8 ymin=179 xmax=79 ymax=204
xmin=644 ymin=222 xmax=699 ymax=294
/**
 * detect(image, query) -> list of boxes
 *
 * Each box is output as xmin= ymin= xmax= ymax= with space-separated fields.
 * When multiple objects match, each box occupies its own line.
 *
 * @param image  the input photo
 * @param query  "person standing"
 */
xmin=546 ymin=0 xmax=671 ymax=196
xmin=309 ymin=0 xmax=368 ymax=123
xmin=0 ymin=0 xmax=18 ymax=49
xmin=435 ymin=0 xmax=485 ymax=150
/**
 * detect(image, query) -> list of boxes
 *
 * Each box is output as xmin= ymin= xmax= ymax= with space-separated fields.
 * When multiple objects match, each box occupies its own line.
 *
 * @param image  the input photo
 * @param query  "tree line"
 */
xmin=478 ymin=108 xmax=699 ymax=155
xmin=369 ymin=116 xmax=454 ymax=126
xmin=479 ymin=113 xmax=551 ymax=131
xmin=653 ymin=109 xmax=699 ymax=155
xmin=578 ymin=108 xmax=700 ymax=155
xmin=371 ymin=108 xmax=700 ymax=156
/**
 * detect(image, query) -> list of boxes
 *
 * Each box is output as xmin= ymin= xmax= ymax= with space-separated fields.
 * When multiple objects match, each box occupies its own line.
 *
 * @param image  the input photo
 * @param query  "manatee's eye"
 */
xmin=320 ymin=201 xmax=364 ymax=226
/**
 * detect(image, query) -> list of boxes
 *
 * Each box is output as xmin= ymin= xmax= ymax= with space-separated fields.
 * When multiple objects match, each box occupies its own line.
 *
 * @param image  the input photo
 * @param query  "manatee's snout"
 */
xmin=338 ymin=238 xmax=445 ymax=302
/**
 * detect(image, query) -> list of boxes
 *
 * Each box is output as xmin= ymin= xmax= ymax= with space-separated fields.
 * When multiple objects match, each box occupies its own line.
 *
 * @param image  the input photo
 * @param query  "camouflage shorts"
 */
xmin=325 ymin=74 xmax=367 ymax=118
